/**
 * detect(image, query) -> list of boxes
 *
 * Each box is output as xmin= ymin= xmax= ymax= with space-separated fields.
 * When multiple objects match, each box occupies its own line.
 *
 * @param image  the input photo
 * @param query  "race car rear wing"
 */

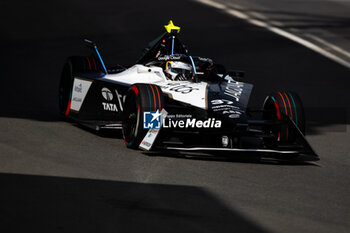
xmin=84 ymin=39 xmax=108 ymax=74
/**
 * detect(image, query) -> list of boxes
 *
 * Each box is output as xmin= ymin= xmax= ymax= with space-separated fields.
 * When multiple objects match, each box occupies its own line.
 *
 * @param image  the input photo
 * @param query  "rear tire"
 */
xmin=58 ymin=56 xmax=90 ymax=117
xmin=122 ymin=84 xmax=164 ymax=149
xmin=263 ymin=91 xmax=305 ymax=142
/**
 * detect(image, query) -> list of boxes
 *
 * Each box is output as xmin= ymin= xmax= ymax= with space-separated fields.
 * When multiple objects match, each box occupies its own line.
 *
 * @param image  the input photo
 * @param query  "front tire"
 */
xmin=263 ymin=91 xmax=305 ymax=142
xmin=122 ymin=84 xmax=164 ymax=149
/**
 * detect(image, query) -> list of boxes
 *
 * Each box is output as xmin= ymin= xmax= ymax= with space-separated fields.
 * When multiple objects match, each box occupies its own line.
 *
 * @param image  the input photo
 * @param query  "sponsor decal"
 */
xmin=70 ymin=78 xmax=92 ymax=111
xmin=197 ymin=57 xmax=213 ymax=63
xmin=162 ymin=83 xmax=200 ymax=94
xmin=157 ymin=55 xmax=182 ymax=61
xmin=141 ymin=140 xmax=152 ymax=147
xmin=74 ymin=83 xmax=82 ymax=93
xmin=223 ymin=110 xmax=242 ymax=119
xmin=161 ymin=83 xmax=200 ymax=94
xmin=102 ymin=103 xmax=118 ymax=112
xmin=139 ymin=128 xmax=160 ymax=150
xmin=72 ymin=97 xmax=82 ymax=102
xmin=169 ymin=85 xmax=199 ymax=94
xmin=139 ymin=109 xmax=168 ymax=151
xmin=101 ymin=87 xmax=113 ymax=101
xmin=211 ymin=99 xmax=234 ymax=105
xmin=114 ymin=89 xmax=125 ymax=112
xmin=207 ymin=82 xmax=253 ymax=121
xmin=224 ymin=81 xmax=244 ymax=102
xmin=101 ymin=87 xmax=125 ymax=112
xmin=210 ymin=98 xmax=243 ymax=119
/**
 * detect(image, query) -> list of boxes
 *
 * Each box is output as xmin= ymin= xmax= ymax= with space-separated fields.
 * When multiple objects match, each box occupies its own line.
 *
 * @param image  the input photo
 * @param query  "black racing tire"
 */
xmin=122 ymin=84 xmax=164 ymax=149
xmin=263 ymin=91 xmax=305 ymax=142
xmin=58 ymin=56 xmax=91 ymax=117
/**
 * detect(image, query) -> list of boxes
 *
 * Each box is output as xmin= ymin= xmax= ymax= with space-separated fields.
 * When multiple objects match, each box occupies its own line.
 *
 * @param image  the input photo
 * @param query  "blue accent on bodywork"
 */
xmin=171 ymin=36 xmax=175 ymax=55
xmin=94 ymin=47 xmax=108 ymax=74
xmin=189 ymin=56 xmax=197 ymax=74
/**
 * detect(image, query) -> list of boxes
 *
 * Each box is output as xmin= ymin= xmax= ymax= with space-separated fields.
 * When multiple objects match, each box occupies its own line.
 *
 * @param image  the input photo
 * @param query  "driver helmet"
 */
xmin=165 ymin=61 xmax=192 ymax=81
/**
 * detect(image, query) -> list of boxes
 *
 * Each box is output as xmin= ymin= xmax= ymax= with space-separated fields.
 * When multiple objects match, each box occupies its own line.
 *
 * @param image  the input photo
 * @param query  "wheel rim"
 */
xmin=122 ymin=93 xmax=139 ymax=145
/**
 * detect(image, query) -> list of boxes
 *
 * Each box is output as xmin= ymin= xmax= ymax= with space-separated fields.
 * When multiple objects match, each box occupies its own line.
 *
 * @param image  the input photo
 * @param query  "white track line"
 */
xmin=305 ymin=33 xmax=350 ymax=59
xmin=194 ymin=0 xmax=350 ymax=69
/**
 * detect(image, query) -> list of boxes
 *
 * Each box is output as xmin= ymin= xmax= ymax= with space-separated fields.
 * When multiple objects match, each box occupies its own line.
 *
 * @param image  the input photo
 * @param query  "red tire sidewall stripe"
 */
xmin=284 ymin=92 xmax=293 ymax=119
xmin=149 ymin=84 xmax=157 ymax=112
xmin=86 ymin=57 xmax=92 ymax=70
xmin=274 ymin=99 xmax=281 ymax=120
xmin=92 ymin=57 xmax=97 ymax=70
xmin=123 ymin=137 xmax=129 ymax=146
xmin=278 ymin=92 xmax=288 ymax=115
xmin=273 ymin=98 xmax=281 ymax=141
xmin=131 ymin=85 xmax=139 ymax=96
xmin=278 ymin=92 xmax=289 ymax=140
xmin=154 ymin=85 xmax=162 ymax=111
xmin=65 ymin=100 xmax=71 ymax=117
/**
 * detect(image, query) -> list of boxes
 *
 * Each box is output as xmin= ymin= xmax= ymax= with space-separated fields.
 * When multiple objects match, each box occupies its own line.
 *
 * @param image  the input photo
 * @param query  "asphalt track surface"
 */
xmin=200 ymin=0 xmax=350 ymax=68
xmin=0 ymin=0 xmax=350 ymax=233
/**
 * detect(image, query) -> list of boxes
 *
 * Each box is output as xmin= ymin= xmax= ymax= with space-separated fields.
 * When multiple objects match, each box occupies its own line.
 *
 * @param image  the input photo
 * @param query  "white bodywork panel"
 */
xmin=105 ymin=65 xmax=166 ymax=85
xmin=104 ymin=64 xmax=209 ymax=109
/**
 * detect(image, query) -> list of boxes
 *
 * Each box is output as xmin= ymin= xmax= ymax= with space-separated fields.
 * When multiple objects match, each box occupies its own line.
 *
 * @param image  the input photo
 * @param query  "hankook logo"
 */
xmin=101 ymin=87 xmax=113 ymax=101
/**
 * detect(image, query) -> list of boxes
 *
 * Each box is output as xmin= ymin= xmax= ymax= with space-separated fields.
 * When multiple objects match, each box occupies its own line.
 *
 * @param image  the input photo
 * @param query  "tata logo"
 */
xmin=101 ymin=87 xmax=113 ymax=101
xmin=143 ymin=110 xmax=161 ymax=129
xmin=101 ymin=87 xmax=126 ymax=112
xmin=102 ymin=102 xmax=118 ymax=112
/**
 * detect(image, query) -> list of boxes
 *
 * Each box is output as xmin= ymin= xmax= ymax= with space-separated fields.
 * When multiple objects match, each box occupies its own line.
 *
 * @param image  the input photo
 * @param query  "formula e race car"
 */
xmin=59 ymin=20 xmax=317 ymax=158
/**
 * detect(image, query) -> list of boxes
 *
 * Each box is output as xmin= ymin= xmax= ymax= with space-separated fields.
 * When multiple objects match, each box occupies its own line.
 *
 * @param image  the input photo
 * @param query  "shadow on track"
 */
xmin=72 ymin=124 xmax=319 ymax=166
xmin=0 ymin=172 xmax=270 ymax=233
xmin=144 ymin=150 xmax=319 ymax=167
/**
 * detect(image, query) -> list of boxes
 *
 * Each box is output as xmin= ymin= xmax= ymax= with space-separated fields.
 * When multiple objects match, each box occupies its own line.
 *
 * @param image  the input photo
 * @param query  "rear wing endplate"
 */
xmin=84 ymin=39 xmax=108 ymax=74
